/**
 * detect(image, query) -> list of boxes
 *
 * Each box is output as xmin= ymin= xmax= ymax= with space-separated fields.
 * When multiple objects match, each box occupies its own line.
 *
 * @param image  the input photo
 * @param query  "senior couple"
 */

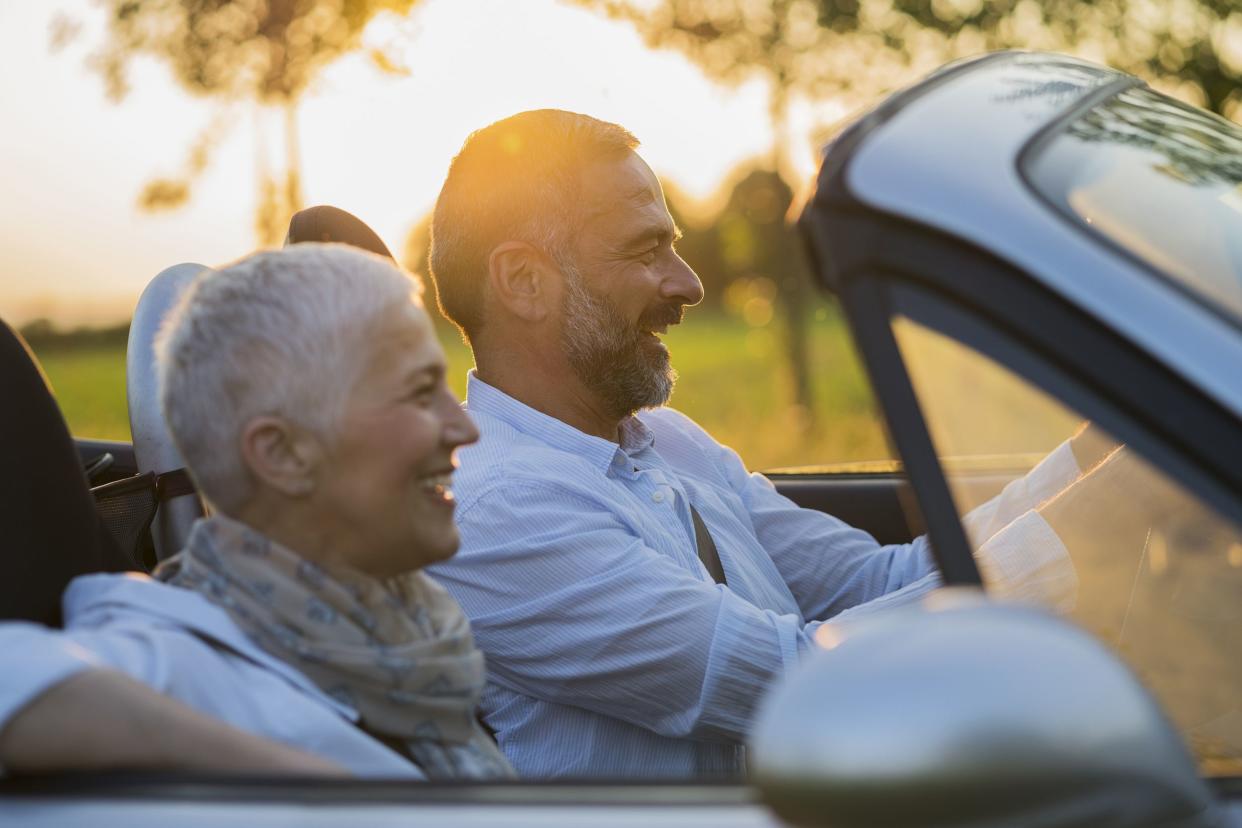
xmin=1 ymin=109 xmax=1119 ymax=780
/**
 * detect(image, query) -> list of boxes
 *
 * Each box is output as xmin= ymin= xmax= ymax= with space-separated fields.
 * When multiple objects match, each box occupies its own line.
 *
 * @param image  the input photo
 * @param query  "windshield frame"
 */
xmin=1017 ymin=80 xmax=1242 ymax=333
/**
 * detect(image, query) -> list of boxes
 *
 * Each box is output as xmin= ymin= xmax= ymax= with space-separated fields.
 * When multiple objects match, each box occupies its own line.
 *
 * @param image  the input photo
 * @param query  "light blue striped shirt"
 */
xmin=430 ymin=373 xmax=1078 ymax=779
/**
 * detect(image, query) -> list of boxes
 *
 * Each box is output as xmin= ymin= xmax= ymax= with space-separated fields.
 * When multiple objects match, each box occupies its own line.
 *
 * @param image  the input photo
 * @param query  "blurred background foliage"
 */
xmin=581 ymin=0 xmax=1241 ymax=121
xmin=55 ymin=0 xmax=422 ymax=244
xmin=37 ymin=0 xmax=1242 ymax=468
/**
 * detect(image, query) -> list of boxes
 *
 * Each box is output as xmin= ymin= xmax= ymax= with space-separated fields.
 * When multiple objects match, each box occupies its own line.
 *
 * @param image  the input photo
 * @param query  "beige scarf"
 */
xmin=157 ymin=515 xmax=514 ymax=780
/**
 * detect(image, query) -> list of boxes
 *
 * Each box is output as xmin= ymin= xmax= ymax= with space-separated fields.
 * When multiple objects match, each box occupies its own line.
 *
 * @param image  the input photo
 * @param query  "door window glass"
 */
xmin=893 ymin=315 xmax=1242 ymax=776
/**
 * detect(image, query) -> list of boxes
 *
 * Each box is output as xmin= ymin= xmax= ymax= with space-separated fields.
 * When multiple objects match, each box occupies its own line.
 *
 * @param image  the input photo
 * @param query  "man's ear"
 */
xmin=487 ymin=241 xmax=558 ymax=322
xmin=239 ymin=416 xmax=322 ymax=498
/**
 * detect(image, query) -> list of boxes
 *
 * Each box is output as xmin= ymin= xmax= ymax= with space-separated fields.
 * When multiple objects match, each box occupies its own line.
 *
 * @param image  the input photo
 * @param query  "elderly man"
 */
xmin=425 ymin=109 xmax=1097 ymax=779
xmin=0 ymin=245 xmax=509 ymax=779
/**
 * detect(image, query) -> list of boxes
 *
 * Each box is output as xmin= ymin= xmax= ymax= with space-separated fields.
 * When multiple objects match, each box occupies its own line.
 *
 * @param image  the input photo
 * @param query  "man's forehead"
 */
xmin=580 ymin=152 xmax=664 ymax=219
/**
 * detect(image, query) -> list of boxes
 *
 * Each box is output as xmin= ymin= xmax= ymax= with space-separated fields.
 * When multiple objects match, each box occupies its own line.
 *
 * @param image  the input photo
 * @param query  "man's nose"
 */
xmin=660 ymin=254 xmax=705 ymax=307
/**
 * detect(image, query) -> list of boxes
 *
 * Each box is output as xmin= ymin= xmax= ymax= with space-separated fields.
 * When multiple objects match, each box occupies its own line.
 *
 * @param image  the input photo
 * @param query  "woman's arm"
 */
xmin=0 ymin=668 xmax=347 ymax=776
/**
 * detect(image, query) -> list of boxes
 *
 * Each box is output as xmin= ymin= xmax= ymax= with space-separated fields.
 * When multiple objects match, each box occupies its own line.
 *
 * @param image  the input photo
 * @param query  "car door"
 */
xmin=798 ymin=50 xmax=1242 ymax=788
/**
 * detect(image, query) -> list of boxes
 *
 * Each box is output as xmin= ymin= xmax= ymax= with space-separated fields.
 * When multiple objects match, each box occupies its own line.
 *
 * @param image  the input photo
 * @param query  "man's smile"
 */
xmin=638 ymin=303 xmax=685 ymax=337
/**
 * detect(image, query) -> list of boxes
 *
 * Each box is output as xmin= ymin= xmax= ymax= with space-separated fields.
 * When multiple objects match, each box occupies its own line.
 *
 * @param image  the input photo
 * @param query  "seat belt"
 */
xmin=688 ymin=504 xmax=726 ymax=585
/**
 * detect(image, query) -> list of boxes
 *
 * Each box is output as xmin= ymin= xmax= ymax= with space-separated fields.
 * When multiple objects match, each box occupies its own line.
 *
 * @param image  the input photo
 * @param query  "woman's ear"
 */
xmin=487 ymin=241 xmax=558 ymax=323
xmin=239 ymin=416 xmax=322 ymax=498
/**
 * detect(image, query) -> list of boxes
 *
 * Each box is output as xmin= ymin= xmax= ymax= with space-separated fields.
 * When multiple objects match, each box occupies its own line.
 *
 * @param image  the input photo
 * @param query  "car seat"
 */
xmin=126 ymin=263 xmax=209 ymax=561
xmin=121 ymin=208 xmax=390 ymax=563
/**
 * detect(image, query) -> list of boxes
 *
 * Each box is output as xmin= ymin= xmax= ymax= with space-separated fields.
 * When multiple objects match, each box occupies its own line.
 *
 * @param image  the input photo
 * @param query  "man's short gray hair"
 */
xmin=429 ymin=109 xmax=638 ymax=343
xmin=156 ymin=244 xmax=421 ymax=513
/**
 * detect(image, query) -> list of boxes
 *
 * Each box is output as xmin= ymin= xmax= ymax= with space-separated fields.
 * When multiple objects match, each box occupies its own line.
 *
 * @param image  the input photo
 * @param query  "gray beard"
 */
xmin=559 ymin=263 xmax=677 ymax=421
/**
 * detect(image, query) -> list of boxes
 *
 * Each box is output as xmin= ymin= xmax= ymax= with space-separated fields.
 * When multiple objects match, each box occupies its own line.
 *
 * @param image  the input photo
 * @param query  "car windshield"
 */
xmin=1024 ymin=85 xmax=1242 ymax=326
xmin=891 ymin=314 xmax=1242 ymax=778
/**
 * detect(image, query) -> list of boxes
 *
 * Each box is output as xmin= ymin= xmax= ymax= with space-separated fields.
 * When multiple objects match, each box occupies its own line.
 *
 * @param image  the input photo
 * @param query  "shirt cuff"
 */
xmin=963 ymin=440 xmax=1082 ymax=547
xmin=974 ymin=510 xmax=1078 ymax=613
xmin=1027 ymin=440 xmax=1082 ymax=501
xmin=0 ymin=623 xmax=99 ymax=735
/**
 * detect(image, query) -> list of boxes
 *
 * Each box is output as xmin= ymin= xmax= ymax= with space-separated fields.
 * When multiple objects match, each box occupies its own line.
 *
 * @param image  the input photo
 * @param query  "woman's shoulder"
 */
xmin=63 ymin=572 xmax=361 ymax=718
xmin=63 ymin=573 xmax=266 ymax=674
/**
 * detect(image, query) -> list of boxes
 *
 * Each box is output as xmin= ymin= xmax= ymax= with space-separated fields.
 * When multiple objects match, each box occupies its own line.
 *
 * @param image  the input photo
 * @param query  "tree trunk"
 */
xmin=252 ymin=100 xmax=305 ymax=247
xmin=769 ymin=88 xmax=816 ymax=428
xmin=283 ymin=99 xmax=304 ymax=217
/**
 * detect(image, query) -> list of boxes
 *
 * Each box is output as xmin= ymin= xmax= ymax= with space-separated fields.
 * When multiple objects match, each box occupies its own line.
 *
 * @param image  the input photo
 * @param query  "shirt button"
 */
xmin=652 ymin=491 xmax=665 ymax=504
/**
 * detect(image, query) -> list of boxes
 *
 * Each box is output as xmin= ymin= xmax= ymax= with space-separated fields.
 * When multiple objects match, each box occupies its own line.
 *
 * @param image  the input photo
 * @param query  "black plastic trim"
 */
xmin=771 ymin=474 xmax=920 ymax=545
xmin=840 ymin=277 xmax=981 ymax=584
xmin=75 ymin=438 xmax=137 ymax=485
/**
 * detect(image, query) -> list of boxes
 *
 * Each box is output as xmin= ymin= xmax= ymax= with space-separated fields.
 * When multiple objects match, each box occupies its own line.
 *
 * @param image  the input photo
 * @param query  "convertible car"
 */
xmin=3 ymin=50 xmax=1240 ymax=827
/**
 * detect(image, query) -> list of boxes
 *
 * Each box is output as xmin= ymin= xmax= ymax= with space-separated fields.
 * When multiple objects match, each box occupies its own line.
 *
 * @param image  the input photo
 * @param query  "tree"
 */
xmin=574 ymin=0 xmax=1242 ymax=419
xmin=580 ymin=1 xmax=1240 ymax=152
xmin=57 ymin=0 xmax=421 ymax=244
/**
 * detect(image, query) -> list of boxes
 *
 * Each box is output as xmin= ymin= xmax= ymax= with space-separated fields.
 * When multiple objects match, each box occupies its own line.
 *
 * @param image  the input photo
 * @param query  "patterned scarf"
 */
xmin=156 ymin=515 xmax=514 ymax=780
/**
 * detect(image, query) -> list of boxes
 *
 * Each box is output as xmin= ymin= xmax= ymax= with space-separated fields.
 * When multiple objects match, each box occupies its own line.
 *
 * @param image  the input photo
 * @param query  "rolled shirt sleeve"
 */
xmin=961 ymin=440 xmax=1082 ymax=548
xmin=974 ymin=511 xmax=1078 ymax=613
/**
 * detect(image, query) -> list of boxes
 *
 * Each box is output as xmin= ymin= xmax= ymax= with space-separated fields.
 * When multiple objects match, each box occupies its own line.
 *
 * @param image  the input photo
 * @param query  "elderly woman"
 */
xmin=0 ymin=244 xmax=512 ymax=779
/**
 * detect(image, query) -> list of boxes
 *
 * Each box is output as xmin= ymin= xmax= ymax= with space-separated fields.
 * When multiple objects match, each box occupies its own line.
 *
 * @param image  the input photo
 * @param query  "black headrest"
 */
xmin=0 ymin=321 xmax=136 ymax=627
xmin=285 ymin=205 xmax=394 ymax=261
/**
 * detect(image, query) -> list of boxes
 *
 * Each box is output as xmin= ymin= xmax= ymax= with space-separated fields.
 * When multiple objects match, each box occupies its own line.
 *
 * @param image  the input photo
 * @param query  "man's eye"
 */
xmin=638 ymin=247 xmax=658 ymax=264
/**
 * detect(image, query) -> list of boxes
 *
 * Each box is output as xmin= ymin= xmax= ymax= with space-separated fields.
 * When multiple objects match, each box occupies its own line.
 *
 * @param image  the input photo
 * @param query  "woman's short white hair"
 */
xmin=156 ymin=244 xmax=421 ymax=513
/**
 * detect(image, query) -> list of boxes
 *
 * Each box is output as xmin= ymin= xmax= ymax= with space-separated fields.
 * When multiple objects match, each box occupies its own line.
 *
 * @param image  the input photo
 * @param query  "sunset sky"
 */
xmin=0 ymin=0 xmax=840 ymax=328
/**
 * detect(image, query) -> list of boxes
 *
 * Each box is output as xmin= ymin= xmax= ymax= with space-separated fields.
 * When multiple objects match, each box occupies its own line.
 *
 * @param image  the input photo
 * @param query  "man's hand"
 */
xmin=0 ymin=669 xmax=348 ymax=776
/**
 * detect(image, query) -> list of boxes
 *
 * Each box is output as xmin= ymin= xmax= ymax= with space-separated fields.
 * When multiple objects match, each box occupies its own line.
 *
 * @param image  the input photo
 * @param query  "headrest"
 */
xmin=285 ymin=205 xmax=394 ymax=261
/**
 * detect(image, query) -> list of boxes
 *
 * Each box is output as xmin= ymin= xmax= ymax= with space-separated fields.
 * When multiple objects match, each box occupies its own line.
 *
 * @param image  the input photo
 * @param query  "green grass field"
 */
xmin=37 ymin=346 xmax=133 ymax=442
xmin=33 ymin=311 xmax=892 ymax=471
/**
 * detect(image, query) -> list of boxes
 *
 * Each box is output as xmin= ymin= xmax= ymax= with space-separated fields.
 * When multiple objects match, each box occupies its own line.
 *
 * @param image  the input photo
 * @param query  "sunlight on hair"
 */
xmin=500 ymin=132 xmax=524 ymax=155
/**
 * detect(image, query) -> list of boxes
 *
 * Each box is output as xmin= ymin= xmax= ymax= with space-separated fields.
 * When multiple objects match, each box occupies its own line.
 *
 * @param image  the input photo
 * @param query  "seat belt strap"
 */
xmin=688 ymin=504 xmax=726 ymax=585
xmin=155 ymin=467 xmax=196 ymax=501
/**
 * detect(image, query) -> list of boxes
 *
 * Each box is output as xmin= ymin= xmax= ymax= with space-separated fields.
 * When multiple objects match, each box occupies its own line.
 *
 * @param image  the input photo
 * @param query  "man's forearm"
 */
xmin=0 ymin=668 xmax=346 ymax=776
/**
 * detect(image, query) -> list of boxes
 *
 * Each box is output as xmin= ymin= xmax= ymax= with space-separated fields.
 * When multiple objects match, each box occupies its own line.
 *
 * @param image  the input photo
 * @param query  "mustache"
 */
xmin=638 ymin=302 xmax=685 ymax=330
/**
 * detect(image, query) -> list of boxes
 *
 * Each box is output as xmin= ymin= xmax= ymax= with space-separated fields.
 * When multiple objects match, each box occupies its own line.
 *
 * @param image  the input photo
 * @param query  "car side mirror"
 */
xmin=749 ymin=590 xmax=1221 ymax=828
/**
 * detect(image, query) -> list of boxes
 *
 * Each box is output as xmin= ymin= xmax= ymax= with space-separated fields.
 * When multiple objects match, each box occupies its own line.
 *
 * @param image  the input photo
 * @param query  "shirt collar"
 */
xmin=619 ymin=414 xmax=656 ymax=454
xmin=467 ymin=371 xmax=657 ymax=473
xmin=63 ymin=573 xmax=358 ymax=721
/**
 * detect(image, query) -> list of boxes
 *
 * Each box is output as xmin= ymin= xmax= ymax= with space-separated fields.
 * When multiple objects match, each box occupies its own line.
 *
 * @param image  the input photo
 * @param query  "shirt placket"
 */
xmin=622 ymin=451 xmax=702 ymax=576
